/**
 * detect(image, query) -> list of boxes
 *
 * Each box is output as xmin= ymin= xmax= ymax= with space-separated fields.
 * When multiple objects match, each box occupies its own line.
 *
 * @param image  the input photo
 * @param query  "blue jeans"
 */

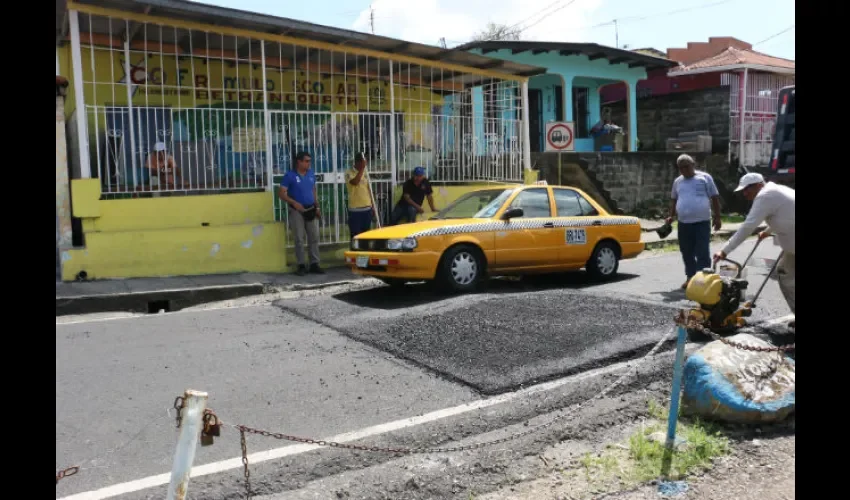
xmin=348 ymin=209 xmax=372 ymax=237
xmin=678 ymin=220 xmax=712 ymax=279
xmin=391 ymin=203 xmax=418 ymax=225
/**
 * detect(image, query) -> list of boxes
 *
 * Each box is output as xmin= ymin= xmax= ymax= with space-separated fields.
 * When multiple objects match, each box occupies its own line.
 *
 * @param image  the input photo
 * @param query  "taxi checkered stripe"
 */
xmin=410 ymin=217 xmax=639 ymax=238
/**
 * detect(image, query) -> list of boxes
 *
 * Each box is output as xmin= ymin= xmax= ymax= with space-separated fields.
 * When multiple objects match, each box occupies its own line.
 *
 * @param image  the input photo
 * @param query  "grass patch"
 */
xmin=721 ymin=214 xmax=745 ymax=224
xmin=567 ymin=399 xmax=729 ymax=489
xmin=629 ymin=400 xmax=729 ymax=482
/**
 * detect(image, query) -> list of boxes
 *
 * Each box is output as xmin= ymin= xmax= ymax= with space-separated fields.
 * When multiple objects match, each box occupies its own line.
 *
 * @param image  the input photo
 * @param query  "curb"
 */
xmin=56 ymin=283 xmax=266 ymax=317
xmin=644 ymin=231 xmax=735 ymax=250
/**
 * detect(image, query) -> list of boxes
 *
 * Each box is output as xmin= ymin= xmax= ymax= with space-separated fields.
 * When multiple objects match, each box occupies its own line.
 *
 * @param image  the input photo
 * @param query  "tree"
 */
xmin=472 ymin=22 xmax=522 ymax=42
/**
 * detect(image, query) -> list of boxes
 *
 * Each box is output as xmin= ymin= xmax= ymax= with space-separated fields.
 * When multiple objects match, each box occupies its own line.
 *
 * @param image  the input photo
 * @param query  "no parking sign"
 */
xmin=544 ymin=122 xmax=575 ymax=152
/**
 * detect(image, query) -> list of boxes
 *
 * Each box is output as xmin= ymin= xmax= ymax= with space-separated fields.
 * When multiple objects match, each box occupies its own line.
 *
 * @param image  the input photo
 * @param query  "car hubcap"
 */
xmin=451 ymin=252 xmax=477 ymax=285
xmin=597 ymin=248 xmax=617 ymax=275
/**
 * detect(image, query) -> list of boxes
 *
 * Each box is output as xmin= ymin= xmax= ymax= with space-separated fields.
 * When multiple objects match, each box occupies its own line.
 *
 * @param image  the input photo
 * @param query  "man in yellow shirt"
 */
xmin=344 ymin=152 xmax=375 ymax=237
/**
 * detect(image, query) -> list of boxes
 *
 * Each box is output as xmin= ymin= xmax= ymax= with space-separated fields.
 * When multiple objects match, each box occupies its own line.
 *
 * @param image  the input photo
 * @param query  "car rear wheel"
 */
xmin=586 ymin=241 xmax=619 ymax=281
xmin=438 ymin=245 xmax=483 ymax=293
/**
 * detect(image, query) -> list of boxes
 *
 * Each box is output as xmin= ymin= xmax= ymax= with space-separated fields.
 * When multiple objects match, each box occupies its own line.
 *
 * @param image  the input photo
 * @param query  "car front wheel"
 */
xmin=438 ymin=245 xmax=483 ymax=293
xmin=586 ymin=241 xmax=619 ymax=281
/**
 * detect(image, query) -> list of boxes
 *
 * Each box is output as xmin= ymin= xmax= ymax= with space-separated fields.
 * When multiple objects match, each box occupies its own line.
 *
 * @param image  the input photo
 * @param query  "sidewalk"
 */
xmin=56 ymin=220 xmax=755 ymax=316
xmin=640 ymin=218 xmax=748 ymax=249
xmin=56 ymin=266 xmax=367 ymax=316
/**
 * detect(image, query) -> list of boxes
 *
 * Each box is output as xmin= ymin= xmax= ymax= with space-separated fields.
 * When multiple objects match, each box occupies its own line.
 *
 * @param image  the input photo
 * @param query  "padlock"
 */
xmin=200 ymin=433 xmax=214 ymax=446
xmin=204 ymin=412 xmax=221 ymax=437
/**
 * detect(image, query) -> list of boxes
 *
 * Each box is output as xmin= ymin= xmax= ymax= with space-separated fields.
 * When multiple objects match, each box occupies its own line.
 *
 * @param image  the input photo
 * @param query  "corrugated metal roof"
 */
xmin=674 ymin=47 xmax=795 ymax=73
xmin=56 ymin=0 xmax=548 ymax=87
xmin=454 ymin=41 xmax=679 ymax=72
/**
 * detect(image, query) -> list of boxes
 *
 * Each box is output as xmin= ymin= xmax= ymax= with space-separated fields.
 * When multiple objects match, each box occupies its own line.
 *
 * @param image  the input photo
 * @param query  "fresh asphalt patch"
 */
xmin=276 ymin=284 xmax=677 ymax=394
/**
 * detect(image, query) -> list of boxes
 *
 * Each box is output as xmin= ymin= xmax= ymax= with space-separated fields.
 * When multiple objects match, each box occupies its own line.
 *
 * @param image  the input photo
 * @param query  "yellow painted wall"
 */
xmin=60 ymin=179 xmax=532 ymax=280
xmin=61 ymin=182 xmax=286 ymax=280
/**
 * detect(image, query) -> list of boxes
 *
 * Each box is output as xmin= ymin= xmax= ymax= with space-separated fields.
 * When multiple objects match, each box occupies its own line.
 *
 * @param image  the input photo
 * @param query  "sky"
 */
xmin=192 ymin=0 xmax=795 ymax=61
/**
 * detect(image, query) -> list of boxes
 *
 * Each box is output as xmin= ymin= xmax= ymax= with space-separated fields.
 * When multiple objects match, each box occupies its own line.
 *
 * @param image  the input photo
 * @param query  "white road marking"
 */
xmin=57 ymin=351 xmax=669 ymax=500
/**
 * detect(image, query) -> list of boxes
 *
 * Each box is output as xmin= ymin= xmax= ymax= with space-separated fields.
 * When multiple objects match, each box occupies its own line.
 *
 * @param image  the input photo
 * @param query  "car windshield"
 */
xmin=431 ymin=188 xmax=517 ymax=220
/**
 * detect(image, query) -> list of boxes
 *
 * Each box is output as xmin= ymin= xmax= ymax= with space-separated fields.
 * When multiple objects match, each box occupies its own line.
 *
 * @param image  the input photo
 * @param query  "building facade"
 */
xmin=457 ymin=41 xmax=677 ymax=153
xmin=55 ymin=0 xmax=543 ymax=280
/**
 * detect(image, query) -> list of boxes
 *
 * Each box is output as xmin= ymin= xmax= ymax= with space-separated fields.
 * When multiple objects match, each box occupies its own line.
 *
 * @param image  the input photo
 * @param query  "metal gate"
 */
xmin=272 ymin=111 xmax=396 ymax=248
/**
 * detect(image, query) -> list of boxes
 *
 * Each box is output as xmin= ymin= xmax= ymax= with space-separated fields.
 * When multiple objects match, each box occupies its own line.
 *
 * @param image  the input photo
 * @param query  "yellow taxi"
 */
xmin=344 ymin=184 xmax=644 ymax=292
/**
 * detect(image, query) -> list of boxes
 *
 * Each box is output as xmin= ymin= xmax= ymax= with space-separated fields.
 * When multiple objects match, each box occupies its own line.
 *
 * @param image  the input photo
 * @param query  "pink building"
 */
xmin=601 ymin=38 xmax=795 ymax=166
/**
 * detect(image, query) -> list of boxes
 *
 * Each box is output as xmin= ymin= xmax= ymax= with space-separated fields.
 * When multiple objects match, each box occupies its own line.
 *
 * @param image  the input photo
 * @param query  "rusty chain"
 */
xmin=674 ymin=311 xmax=795 ymax=353
xmin=173 ymin=396 xmax=185 ymax=428
xmin=239 ymin=426 xmax=252 ymax=499
xmin=229 ymin=325 xmax=676 ymax=499
xmin=56 ymin=466 xmax=79 ymax=485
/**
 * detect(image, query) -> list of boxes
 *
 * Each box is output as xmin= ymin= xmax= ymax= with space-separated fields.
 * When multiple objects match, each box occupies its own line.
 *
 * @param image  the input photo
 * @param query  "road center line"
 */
xmin=57 ymin=349 xmax=670 ymax=500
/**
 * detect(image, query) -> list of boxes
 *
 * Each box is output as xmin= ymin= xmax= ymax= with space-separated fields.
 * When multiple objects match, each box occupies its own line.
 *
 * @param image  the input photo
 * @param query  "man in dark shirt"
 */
xmin=391 ymin=166 xmax=437 ymax=225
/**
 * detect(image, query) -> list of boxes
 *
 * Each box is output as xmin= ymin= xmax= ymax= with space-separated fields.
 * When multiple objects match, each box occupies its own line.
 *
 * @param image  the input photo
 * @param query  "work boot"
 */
xmin=309 ymin=263 xmax=325 ymax=274
xmin=295 ymin=265 xmax=307 ymax=276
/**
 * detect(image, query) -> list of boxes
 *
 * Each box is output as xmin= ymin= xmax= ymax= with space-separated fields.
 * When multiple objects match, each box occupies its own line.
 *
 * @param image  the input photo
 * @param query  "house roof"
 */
xmin=631 ymin=47 xmax=667 ymax=59
xmin=670 ymin=46 xmax=795 ymax=75
xmin=454 ymin=41 xmax=679 ymax=72
xmin=56 ymin=0 xmax=547 ymax=87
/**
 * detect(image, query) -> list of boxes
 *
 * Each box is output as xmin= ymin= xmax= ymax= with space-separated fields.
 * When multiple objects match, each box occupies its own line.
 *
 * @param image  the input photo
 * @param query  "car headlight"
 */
xmin=387 ymin=238 xmax=417 ymax=251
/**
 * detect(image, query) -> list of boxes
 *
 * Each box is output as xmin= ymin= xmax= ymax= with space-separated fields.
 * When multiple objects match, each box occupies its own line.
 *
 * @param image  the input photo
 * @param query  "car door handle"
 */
xmin=543 ymin=222 xmax=555 ymax=228
xmin=591 ymin=220 xmax=602 ymax=226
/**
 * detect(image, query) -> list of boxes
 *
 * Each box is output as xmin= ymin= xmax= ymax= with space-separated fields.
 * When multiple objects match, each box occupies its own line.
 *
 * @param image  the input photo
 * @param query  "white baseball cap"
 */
xmin=154 ymin=142 xmax=166 ymax=152
xmin=734 ymin=172 xmax=765 ymax=192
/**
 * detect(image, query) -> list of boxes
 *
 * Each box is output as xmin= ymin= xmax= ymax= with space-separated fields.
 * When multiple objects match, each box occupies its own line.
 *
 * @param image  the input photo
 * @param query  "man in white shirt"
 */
xmin=666 ymin=154 xmax=723 ymax=289
xmin=713 ymin=173 xmax=795 ymax=327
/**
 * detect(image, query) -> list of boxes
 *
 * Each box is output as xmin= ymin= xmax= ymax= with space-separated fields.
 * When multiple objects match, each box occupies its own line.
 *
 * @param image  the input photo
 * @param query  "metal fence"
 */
xmin=69 ymin=11 xmax=526 ymax=201
xmin=725 ymin=71 xmax=795 ymax=167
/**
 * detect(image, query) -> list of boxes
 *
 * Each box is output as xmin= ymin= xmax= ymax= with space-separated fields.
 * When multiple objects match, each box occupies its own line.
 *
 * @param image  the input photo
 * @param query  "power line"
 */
xmin=753 ymin=25 xmax=794 ymax=46
xmin=516 ymin=0 xmax=580 ymax=33
xmin=589 ymin=0 xmax=735 ymax=29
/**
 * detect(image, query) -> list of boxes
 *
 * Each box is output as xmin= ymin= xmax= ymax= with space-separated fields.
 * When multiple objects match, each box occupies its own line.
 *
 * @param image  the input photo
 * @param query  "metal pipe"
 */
xmin=69 ymin=9 xmax=91 ymax=178
xmin=739 ymin=67 xmax=749 ymax=168
xmin=388 ymin=59 xmax=397 ymax=209
xmin=166 ymin=389 xmax=208 ymax=500
xmin=665 ymin=325 xmax=688 ymax=450
xmin=124 ymin=39 xmax=138 ymax=187
xmin=521 ymin=80 xmax=531 ymax=171
xmin=261 ymin=41 xmax=273 ymax=192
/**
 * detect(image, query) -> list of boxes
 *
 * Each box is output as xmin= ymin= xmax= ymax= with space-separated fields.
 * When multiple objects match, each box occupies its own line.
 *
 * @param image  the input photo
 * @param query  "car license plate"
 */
xmin=356 ymin=255 xmax=369 ymax=268
xmin=565 ymin=228 xmax=587 ymax=245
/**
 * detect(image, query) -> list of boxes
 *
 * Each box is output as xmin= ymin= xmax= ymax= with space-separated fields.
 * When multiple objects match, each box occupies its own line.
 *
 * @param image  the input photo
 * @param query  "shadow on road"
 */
xmin=332 ymin=272 xmax=640 ymax=310
xmin=650 ymin=288 xmax=688 ymax=304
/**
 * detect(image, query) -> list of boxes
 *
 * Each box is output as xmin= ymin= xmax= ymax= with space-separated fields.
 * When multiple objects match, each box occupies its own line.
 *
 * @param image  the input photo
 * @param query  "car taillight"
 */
xmin=771 ymin=158 xmax=778 ymax=171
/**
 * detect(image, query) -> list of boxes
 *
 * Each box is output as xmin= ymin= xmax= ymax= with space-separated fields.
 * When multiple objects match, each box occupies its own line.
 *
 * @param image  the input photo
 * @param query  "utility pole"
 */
xmin=439 ymin=37 xmax=447 ymax=49
xmin=613 ymin=19 xmax=619 ymax=48
xmin=369 ymin=5 xmax=375 ymax=34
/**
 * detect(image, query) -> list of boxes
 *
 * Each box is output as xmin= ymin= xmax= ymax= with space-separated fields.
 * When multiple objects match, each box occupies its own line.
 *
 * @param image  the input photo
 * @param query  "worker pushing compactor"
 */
xmin=713 ymin=172 xmax=795 ymax=329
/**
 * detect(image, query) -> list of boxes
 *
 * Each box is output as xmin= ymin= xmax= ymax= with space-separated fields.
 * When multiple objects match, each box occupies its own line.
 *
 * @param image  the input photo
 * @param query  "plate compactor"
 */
xmin=684 ymin=237 xmax=782 ymax=335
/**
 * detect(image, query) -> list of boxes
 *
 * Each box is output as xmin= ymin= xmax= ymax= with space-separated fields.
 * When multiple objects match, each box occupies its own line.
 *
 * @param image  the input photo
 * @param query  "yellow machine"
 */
xmin=684 ymin=237 xmax=781 ymax=334
xmin=685 ymin=262 xmax=752 ymax=331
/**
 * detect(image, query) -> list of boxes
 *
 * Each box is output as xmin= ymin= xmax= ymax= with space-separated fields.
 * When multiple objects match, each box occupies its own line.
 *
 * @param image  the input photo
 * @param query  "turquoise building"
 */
xmin=457 ymin=41 xmax=677 ymax=152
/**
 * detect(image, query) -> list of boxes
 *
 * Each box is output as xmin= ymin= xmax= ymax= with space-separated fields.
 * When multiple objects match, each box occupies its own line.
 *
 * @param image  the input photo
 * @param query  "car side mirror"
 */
xmin=502 ymin=207 xmax=524 ymax=220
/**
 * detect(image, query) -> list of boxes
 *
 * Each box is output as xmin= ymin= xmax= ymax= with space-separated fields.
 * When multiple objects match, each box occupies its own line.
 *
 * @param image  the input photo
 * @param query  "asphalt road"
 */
xmin=55 ymin=237 xmax=789 ymax=500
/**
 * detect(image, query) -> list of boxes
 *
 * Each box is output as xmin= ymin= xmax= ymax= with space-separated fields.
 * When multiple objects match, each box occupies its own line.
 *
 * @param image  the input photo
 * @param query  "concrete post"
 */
xmin=166 ymin=390 xmax=208 ymax=500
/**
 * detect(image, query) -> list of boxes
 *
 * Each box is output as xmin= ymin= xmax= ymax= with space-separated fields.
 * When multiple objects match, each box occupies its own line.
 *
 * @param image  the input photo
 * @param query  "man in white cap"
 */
xmin=146 ymin=141 xmax=177 ymax=189
xmin=666 ymin=154 xmax=722 ymax=289
xmin=713 ymin=173 xmax=795 ymax=327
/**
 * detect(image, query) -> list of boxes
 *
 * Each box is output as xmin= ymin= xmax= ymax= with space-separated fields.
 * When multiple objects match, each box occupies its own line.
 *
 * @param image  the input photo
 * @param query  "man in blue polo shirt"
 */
xmin=278 ymin=151 xmax=324 ymax=276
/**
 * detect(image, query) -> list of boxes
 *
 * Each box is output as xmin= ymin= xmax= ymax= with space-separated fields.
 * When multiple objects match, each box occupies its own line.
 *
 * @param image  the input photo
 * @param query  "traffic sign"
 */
xmin=544 ymin=122 xmax=575 ymax=152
